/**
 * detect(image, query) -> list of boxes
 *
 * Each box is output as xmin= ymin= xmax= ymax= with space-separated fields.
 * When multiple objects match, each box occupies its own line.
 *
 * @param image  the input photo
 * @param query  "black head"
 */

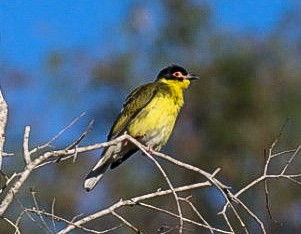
xmin=156 ymin=64 xmax=199 ymax=81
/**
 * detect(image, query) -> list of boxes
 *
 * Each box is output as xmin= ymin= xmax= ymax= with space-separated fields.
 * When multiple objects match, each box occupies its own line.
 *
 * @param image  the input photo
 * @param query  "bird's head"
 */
xmin=156 ymin=64 xmax=199 ymax=89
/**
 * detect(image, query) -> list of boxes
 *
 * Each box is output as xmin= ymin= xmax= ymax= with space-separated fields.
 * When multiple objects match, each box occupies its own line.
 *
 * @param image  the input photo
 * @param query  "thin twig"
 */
xmin=138 ymin=202 xmax=232 ymax=234
xmin=0 ymin=123 xmax=127 ymax=216
xmin=30 ymin=112 xmax=86 ymax=155
xmin=286 ymin=177 xmax=301 ymax=187
xmin=57 ymin=182 xmax=210 ymax=234
xmin=0 ymin=172 xmax=19 ymax=194
xmin=232 ymin=196 xmax=266 ymax=234
xmin=141 ymin=144 xmax=247 ymax=232
xmin=270 ymin=149 xmax=296 ymax=158
xmin=125 ymin=135 xmax=240 ymax=233
xmin=179 ymin=196 xmax=214 ymax=234
xmin=70 ymin=213 xmax=85 ymax=223
xmin=23 ymin=126 xmax=31 ymax=165
xmin=0 ymin=89 xmax=8 ymax=170
xmin=220 ymin=210 xmax=235 ymax=234
xmin=67 ymin=119 xmax=94 ymax=150
xmin=123 ymin=135 xmax=250 ymax=233
xmin=25 ymin=208 xmax=110 ymax=234
xmin=264 ymin=180 xmax=274 ymax=220
xmin=263 ymin=139 xmax=275 ymax=221
xmin=2 ymin=118 xmax=301 ymax=234
xmin=221 ymin=136 xmax=301 ymax=233
xmin=57 ymin=119 xmax=95 ymax=162
xmin=31 ymin=189 xmax=53 ymax=234
xmin=220 ymin=202 xmax=249 ymax=234
xmin=136 ymin=146 xmax=184 ymax=234
xmin=112 ymin=211 xmax=142 ymax=233
xmin=281 ymin=145 xmax=301 ymax=175
xmin=1 ymin=216 xmax=21 ymax=234
xmin=51 ymin=197 xmax=57 ymax=232
xmin=2 ymin=152 xmax=14 ymax=157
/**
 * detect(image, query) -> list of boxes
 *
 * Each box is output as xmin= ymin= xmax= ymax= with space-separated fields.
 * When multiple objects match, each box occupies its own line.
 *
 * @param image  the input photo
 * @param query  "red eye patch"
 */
xmin=172 ymin=71 xmax=185 ymax=79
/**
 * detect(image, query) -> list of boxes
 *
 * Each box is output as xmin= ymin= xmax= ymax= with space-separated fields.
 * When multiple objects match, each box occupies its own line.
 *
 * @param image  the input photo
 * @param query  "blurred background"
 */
xmin=1 ymin=0 xmax=301 ymax=233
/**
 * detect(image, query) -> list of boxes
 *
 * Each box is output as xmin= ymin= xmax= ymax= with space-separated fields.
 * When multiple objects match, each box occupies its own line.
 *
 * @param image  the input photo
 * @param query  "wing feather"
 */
xmin=107 ymin=83 xmax=158 ymax=139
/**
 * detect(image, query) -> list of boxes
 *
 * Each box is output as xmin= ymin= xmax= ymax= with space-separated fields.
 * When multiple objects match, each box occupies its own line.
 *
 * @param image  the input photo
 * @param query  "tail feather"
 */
xmin=84 ymin=148 xmax=113 ymax=191
xmin=110 ymin=148 xmax=138 ymax=169
xmin=84 ymin=144 xmax=138 ymax=191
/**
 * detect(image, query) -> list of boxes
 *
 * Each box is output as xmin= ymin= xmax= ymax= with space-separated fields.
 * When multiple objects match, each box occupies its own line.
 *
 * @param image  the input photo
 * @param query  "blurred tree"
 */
xmin=2 ymin=1 xmax=301 ymax=233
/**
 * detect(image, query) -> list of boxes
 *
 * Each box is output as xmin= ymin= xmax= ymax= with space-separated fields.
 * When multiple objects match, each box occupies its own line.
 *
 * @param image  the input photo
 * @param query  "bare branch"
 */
xmin=25 ymin=208 xmax=107 ymax=234
xmin=220 ymin=209 xmax=234 ymax=234
xmin=30 ymin=112 xmax=86 ymax=155
xmin=219 ymin=138 xmax=301 ymax=233
xmin=232 ymin=196 xmax=266 ymax=234
xmin=0 ymin=119 xmax=107 ymax=216
xmin=121 ymin=135 xmax=250 ymax=233
xmin=138 ymin=202 xmax=231 ymax=234
xmin=137 ymin=146 xmax=184 ymax=233
xmin=112 ymin=211 xmax=142 ymax=233
xmin=264 ymin=180 xmax=274 ymax=220
xmin=57 ymin=119 xmax=95 ymax=162
xmin=0 ymin=168 xmax=32 ymax=216
xmin=57 ymin=182 xmax=210 ymax=233
xmin=1 ymin=105 xmax=300 ymax=234
xmin=2 ymin=152 xmax=14 ymax=157
xmin=179 ymin=196 xmax=214 ymax=234
xmin=0 ymin=172 xmax=19 ymax=194
xmin=66 ymin=119 xmax=94 ymax=150
xmin=281 ymin=144 xmax=301 ymax=175
xmin=23 ymin=126 xmax=31 ymax=165
xmin=51 ymin=198 xmax=57 ymax=232
xmin=0 ymin=89 xmax=8 ymax=170
xmin=1 ymin=216 xmax=21 ymax=234
xmin=30 ymin=189 xmax=53 ymax=234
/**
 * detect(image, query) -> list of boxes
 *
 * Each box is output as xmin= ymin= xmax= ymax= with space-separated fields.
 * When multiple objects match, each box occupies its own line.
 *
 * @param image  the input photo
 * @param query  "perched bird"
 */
xmin=84 ymin=64 xmax=199 ymax=191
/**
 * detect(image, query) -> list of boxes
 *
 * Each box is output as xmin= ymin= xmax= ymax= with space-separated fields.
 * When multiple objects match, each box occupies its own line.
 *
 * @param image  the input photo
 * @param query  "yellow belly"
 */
xmin=127 ymin=95 xmax=181 ymax=150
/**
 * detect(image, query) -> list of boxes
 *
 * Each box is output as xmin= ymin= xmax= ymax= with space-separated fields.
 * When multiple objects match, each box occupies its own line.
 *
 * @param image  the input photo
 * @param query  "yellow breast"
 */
xmin=127 ymin=80 xmax=187 ymax=149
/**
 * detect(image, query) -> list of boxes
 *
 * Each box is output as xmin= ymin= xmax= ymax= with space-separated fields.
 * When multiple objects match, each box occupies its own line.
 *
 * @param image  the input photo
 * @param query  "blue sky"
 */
xmin=1 ymin=0 xmax=130 ymax=68
xmin=212 ymin=0 xmax=289 ymax=33
xmin=0 ymin=1 xmax=292 ymax=146
xmin=1 ymin=1 xmax=290 ymax=67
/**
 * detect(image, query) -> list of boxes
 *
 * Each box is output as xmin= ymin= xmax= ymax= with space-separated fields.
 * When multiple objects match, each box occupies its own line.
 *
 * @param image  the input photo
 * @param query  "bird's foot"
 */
xmin=123 ymin=140 xmax=128 ymax=146
xmin=145 ymin=145 xmax=155 ymax=154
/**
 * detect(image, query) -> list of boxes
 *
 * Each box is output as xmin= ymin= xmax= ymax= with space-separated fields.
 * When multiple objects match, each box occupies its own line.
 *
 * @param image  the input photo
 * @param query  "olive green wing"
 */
xmin=107 ymin=82 xmax=159 ymax=140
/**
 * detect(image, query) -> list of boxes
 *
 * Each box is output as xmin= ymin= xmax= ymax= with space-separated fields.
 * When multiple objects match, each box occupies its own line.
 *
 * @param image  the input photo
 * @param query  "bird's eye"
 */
xmin=173 ymin=72 xmax=183 ymax=78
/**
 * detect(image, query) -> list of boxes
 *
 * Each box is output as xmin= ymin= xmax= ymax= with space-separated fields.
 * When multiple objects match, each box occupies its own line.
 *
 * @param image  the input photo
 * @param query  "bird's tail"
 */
xmin=84 ymin=147 xmax=114 ymax=191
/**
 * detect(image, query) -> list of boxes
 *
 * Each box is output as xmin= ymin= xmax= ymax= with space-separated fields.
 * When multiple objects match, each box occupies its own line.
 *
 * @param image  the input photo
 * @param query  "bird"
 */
xmin=84 ymin=64 xmax=199 ymax=191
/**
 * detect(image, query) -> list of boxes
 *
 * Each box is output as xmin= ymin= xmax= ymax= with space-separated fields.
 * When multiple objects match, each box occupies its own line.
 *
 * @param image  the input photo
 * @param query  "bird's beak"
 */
xmin=186 ymin=74 xmax=199 ymax=81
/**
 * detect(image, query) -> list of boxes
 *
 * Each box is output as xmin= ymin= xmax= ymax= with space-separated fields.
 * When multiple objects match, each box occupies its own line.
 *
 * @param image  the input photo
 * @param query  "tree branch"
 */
xmin=0 ymin=88 xmax=8 ymax=170
xmin=0 ymin=103 xmax=300 ymax=234
xmin=57 ymin=182 xmax=210 ymax=233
